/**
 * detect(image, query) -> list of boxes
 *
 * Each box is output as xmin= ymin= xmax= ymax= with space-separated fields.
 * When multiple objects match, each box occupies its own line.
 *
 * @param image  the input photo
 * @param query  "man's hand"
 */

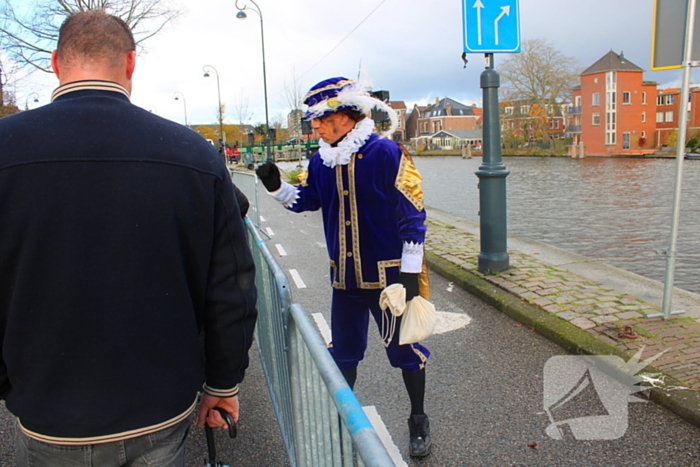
xmin=399 ymin=272 xmax=420 ymax=301
xmin=255 ymin=161 xmax=282 ymax=192
xmin=196 ymin=393 xmax=239 ymax=429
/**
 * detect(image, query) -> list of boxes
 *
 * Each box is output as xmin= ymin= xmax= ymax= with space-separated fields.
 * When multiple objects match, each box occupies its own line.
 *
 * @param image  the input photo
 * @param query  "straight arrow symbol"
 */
xmin=473 ymin=0 xmax=484 ymax=45
xmin=494 ymin=5 xmax=510 ymax=45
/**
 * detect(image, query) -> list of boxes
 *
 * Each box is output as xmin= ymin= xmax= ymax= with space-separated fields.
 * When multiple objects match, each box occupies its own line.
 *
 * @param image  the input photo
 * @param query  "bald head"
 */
xmin=52 ymin=10 xmax=136 ymax=89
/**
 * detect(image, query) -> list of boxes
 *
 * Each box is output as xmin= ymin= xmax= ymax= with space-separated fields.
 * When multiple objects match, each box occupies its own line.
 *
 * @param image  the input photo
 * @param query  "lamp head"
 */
xmin=204 ymin=72 xmax=210 ymax=78
xmin=174 ymin=96 xmax=179 ymax=100
xmin=236 ymin=10 xmax=247 ymax=19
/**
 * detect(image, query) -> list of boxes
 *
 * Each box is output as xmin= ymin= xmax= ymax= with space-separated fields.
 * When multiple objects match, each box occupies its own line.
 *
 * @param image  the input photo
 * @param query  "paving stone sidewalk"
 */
xmin=425 ymin=217 xmax=700 ymax=395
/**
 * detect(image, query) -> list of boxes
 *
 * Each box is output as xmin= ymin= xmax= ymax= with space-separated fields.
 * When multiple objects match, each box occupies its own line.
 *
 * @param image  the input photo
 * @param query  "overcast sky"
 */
xmin=17 ymin=0 xmax=700 ymax=127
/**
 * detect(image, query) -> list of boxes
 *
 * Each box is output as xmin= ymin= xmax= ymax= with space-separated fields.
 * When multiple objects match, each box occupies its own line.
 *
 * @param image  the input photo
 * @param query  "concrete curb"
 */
xmin=425 ymin=250 xmax=700 ymax=429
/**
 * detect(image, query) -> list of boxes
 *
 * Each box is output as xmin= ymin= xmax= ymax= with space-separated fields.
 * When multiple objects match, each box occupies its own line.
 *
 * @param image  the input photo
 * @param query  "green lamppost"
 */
xmin=235 ymin=0 xmax=271 ymax=162
xmin=203 ymin=65 xmax=226 ymax=157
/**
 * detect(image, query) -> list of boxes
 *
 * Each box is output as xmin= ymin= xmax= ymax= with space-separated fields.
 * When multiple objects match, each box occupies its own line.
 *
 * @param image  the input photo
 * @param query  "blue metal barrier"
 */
xmin=245 ymin=217 xmax=396 ymax=467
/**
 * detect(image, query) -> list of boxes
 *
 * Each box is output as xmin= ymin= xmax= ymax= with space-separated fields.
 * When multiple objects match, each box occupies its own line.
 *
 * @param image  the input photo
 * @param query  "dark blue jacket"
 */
xmin=0 ymin=81 xmax=257 ymax=440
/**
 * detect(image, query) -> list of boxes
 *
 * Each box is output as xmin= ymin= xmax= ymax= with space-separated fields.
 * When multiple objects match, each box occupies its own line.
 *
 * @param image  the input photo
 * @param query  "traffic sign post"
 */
xmin=649 ymin=0 xmax=697 ymax=319
xmin=462 ymin=0 xmax=518 ymax=273
xmin=476 ymin=54 xmax=510 ymax=273
xmin=463 ymin=0 xmax=520 ymax=53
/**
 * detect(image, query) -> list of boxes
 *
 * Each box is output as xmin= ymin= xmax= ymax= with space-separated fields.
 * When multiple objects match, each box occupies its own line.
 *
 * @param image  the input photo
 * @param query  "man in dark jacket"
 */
xmin=0 ymin=10 xmax=257 ymax=466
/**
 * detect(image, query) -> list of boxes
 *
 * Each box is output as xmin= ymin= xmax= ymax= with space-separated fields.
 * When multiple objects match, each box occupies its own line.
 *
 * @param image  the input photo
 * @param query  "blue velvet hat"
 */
xmin=303 ymin=77 xmax=357 ymax=119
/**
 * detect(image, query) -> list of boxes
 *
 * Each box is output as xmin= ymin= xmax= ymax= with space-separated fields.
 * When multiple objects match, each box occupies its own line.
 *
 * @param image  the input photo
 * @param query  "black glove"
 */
xmin=255 ymin=161 xmax=281 ymax=192
xmin=399 ymin=272 xmax=420 ymax=301
xmin=232 ymin=183 xmax=250 ymax=218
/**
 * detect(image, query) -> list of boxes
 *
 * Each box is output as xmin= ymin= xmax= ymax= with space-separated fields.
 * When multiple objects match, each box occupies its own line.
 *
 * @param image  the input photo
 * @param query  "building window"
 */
xmin=622 ymin=92 xmax=631 ymax=104
xmin=433 ymin=120 xmax=442 ymax=132
xmin=575 ymin=95 xmax=581 ymax=106
xmin=592 ymin=113 xmax=600 ymax=125
xmin=642 ymin=131 xmax=646 ymax=138
xmin=642 ymin=111 xmax=646 ymax=123
xmin=656 ymin=112 xmax=664 ymax=122
xmin=592 ymin=93 xmax=600 ymax=106
xmin=504 ymin=107 xmax=513 ymax=115
xmin=666 ymin=111 xmax=674 ymax=122
xmin=642 ymin=92 xmax=647 ymax=105
xmin=657 ymin=95 xmax=664 ymax=106
xmin=667 ymin=95 xmax=675 ymax=105
xmin=521 ymin=105 xmax=530 ymax=114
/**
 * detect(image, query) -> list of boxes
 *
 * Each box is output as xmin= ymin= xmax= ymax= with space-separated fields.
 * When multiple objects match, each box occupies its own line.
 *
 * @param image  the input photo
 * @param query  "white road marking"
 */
xmin=316 ymin=242 xmax=326 ymax=249
xmin=260 ymin=216 xmax=266 ymax=222
xmin=363 ymin=406 xmax=407 ymax=466
xmin=265 ymin=227 xmax=274 ymax=237
xmin=289 ymin=269 xmax=307 ymax=289
xmin=275 ymin=244 xmax=287 ymax=256
xmin=311 ymin=313 xmax=332 ymax=345
xmin=432 ymin=311 xmax=472 ymax=335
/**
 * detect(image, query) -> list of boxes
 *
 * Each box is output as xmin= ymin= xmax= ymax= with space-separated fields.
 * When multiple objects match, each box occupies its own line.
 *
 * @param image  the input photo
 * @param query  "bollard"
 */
xmin=475 ymin=54 xmax=510 ymax=273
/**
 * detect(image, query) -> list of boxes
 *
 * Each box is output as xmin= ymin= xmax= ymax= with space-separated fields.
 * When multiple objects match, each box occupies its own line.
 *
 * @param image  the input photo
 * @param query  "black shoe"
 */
xmin=408 ymin=414 xmax=432 ymax=457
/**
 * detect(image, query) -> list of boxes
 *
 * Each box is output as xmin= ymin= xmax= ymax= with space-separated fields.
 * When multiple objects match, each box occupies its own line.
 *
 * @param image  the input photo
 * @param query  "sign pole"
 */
xmin=476 ymin=53 xmax=510 ymax=273
xmin=658 ymin=0 xmax=697 ymax=319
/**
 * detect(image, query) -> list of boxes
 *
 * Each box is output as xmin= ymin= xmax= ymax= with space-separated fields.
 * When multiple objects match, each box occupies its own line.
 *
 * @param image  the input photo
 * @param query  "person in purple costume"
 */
xmin=256 ymin=77 xmax=432 ymax=457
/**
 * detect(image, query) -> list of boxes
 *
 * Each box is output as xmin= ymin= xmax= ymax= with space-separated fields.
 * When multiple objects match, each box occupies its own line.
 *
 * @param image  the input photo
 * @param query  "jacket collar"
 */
xmin=51 ymin=80 xmax=130 ymax=102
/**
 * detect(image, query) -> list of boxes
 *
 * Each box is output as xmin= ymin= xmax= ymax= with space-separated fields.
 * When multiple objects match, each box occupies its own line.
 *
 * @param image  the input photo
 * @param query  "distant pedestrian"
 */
xmin=256 ymin=77 xmax=432 ymax=457
xmin=0 ymin=10 xmax=257 ymax=466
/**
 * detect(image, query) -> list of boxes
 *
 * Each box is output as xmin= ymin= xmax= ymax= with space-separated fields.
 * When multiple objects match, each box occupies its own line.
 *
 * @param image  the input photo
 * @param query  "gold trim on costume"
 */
xmin=334 ymin=166 xmax=347 ymax=289
xmin=395 ymin=154 xmax=424 ymax=212
xmin=331 ymin=152 xmax=405 ymax=290
xmin=347 ymin=156 xmax=363 ymax=287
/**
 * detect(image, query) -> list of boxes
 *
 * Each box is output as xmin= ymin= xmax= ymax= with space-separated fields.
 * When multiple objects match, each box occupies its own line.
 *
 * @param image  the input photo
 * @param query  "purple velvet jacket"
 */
xmin=286 ymin=134 xmax=426 ymax=290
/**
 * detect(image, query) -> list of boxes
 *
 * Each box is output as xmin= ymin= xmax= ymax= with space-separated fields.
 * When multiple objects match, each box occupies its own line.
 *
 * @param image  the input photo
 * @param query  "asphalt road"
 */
xmin=258 ymin=187 xmax=700 ymax=467
xmin=1 ymin=182 xmax=699 ymax=466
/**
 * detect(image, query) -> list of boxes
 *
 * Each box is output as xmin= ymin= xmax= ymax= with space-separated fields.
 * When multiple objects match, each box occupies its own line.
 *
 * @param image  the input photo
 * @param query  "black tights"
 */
xmin=341 ymin=367 xmax=425 ymax=415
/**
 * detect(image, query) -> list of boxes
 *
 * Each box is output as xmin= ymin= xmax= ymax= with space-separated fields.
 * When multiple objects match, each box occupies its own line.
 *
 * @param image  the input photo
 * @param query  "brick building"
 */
xmin=387 ymin=101 xmax=408 ymax=141
xmin=569 ymin=51 xmax=658 ymax=156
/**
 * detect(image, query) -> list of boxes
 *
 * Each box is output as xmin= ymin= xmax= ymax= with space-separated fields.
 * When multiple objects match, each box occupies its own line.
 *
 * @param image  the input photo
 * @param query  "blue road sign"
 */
xmin=463 ymin=0 xmax=521 ymax=53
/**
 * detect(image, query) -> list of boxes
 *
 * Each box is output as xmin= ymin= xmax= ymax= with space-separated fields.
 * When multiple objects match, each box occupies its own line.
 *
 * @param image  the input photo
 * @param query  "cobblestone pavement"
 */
xmin=425 ymin=216 xmax=700 ymax=395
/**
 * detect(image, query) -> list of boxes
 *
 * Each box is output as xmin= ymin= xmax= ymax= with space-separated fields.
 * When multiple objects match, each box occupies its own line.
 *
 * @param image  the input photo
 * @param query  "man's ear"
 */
xmin=51 ymin=50 xmax=60 ymax=78
xmin=125 ymin=50 xmax=136 ymax=80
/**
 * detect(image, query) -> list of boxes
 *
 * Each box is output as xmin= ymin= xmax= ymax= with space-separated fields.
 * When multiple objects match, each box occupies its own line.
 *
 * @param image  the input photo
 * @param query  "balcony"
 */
xmin=568 ymin=125 xmax=582 ymax=133
xmin=568 ymin=106 xmax=582 ymax=114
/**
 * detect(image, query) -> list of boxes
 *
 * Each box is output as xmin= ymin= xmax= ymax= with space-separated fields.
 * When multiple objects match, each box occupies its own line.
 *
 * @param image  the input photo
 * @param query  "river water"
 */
xmin=413 ymin=156 xmax=700 ymax=295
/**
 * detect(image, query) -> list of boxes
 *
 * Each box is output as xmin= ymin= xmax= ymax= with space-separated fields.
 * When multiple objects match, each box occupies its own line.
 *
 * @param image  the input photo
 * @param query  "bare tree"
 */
xmin=499 ymin=38 xmax=579 ymax=142
xmin=279 ymin=68 xmax=304 ymax=137
xmin=0 ymin=0 xmax=181 ymax=73
xmin=215 ymin=103 xmax=226 ymax=144
xmin=231 ymin=88 xmax=252 ymax=127
xmin=0 ymin=56 xmax=20 ymax=117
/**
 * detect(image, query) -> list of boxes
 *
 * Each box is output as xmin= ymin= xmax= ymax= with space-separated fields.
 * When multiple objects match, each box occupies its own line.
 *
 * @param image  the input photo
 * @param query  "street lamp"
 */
xmin=236 ymin=0 xmax=271 ymax=162
xmin=173 ymin=92 xmax=188 ymax=127
xmin=25 ymin=92 xmax=39 ymax=110
xmin=203 ymin=65 xmax=226 ymax=155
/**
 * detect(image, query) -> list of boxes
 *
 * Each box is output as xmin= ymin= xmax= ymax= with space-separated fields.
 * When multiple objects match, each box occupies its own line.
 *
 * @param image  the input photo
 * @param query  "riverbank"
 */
xmin=425 ymin=206 xmax=700 ymax=429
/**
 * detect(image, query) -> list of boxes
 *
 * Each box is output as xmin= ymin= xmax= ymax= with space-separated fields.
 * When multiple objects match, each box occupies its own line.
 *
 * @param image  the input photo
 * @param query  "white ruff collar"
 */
xmin=318 ymin=118 xmax=375 ymax=168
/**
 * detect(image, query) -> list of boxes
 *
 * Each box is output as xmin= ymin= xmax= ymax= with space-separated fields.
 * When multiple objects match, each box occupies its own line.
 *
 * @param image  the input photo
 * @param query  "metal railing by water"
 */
xmin=243 ymin=198 xmax=395 ymax=466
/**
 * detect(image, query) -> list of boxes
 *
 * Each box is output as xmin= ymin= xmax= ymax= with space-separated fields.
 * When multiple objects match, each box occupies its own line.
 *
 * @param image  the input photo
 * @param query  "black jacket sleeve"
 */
xmin=202 ymin=170 xmax=258 ymax=395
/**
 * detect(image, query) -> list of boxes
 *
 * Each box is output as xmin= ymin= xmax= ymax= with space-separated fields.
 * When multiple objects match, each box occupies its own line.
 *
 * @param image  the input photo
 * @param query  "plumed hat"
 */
xmin=303 ymin=76 xmax=398 ymax=137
